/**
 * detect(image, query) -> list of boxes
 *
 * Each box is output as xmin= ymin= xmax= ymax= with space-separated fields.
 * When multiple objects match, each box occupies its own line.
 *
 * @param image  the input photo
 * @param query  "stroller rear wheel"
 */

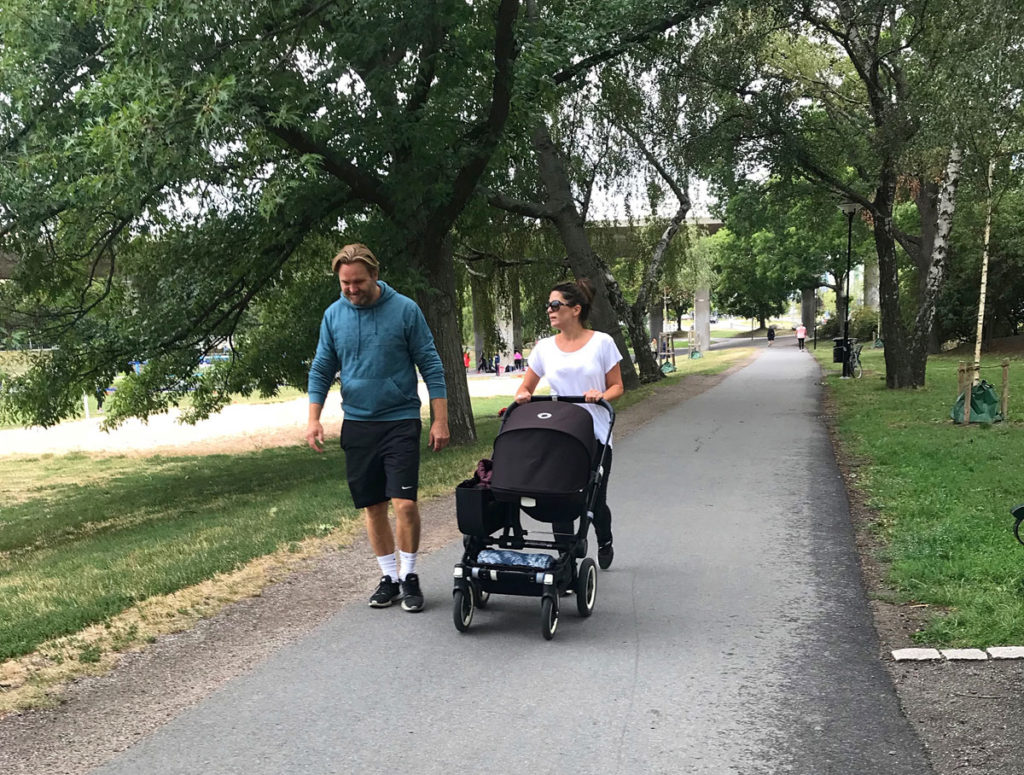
xmin=472 ymin=582 xmax=490 ymax=609
xmin=453 ymin=585 xmax=474 ymax=632
xmin=576 ymin=558 xmax=597 ymax=617
xmin=541 ymin=596 xmax=558 ymax=640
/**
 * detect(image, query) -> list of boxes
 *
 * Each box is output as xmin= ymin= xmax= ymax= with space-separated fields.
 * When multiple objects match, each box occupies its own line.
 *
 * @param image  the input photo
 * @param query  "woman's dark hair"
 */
xmin=551 ymin=277 xmax=595 ymax=323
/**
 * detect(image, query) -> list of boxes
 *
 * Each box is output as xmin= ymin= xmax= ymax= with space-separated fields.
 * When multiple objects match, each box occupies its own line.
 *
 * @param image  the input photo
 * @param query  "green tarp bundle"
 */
xmin=951 ymin=380 xmax=1003 ymax=424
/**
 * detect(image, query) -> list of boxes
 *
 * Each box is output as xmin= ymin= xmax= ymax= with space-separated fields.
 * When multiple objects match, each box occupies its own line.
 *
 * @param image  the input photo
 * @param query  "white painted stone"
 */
xmin=892 ymin=648 xmax=942 ymax=662
xmin=986 ymin=646 xmax=1024 ymax=659
xmin=941 ymin=649 xmax=988 ymax=661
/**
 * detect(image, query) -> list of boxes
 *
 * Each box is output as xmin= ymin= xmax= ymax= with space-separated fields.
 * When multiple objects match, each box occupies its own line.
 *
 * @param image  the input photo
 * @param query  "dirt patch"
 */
xmin=0 ymin=359 xmax=754 ymax=775
xmin=820 ymin=375 xmax=1024 ymax=775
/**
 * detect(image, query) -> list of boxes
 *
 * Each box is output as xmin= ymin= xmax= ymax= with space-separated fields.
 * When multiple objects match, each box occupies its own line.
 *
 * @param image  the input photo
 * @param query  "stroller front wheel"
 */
xmin=453 ymin=586 xmax=474 ymax=632
xmin=541 ymin=596 xmax=558 ymax=640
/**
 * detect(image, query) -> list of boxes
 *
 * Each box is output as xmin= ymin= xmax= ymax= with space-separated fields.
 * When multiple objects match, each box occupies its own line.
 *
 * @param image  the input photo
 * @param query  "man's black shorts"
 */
xmin=340 ymin=419 xmax=422 ymax=508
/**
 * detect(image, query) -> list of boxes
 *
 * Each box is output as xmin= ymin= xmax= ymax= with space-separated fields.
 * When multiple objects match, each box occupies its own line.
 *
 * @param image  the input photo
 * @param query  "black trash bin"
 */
xmin=832 ymin=337 xmax=847 ymax=364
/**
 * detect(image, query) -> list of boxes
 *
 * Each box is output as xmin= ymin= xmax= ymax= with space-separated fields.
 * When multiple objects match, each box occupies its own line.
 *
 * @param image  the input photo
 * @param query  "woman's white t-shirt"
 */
xmin=528 ymin=331 xmax=622 ymax=446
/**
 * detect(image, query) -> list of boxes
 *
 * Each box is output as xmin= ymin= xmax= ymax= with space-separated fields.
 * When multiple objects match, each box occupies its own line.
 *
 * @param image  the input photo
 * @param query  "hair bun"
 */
xmin=576 ymin=277 xmax=595 ymax=304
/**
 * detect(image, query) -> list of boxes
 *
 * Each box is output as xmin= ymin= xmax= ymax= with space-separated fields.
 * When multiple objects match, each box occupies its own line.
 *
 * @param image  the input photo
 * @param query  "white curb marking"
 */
xmin=941 ymin=648 xmax=988 ymax=661
xmin=892 ymin=648 xmax=942 ymax=661
xmin=986 ymin=646 xmax=1024 ymax=659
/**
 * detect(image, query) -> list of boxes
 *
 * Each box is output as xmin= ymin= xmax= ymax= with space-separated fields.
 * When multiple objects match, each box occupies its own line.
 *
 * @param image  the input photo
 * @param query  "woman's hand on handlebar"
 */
xmin=514 ymin=388 xmax=532 ymax=404
xmin=583 ymin=389 xmax=604 ymax=403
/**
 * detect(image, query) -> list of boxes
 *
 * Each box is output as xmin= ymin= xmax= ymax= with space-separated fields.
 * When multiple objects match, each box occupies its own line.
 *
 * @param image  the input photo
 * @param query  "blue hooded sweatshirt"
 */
xmin=307 ymin=281 xmax=447 ymax=422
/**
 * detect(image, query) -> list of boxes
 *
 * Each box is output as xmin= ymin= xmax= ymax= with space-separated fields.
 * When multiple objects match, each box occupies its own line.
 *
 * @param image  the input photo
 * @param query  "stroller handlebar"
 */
xmin=502 ymin=394 xmax=616 ymax=431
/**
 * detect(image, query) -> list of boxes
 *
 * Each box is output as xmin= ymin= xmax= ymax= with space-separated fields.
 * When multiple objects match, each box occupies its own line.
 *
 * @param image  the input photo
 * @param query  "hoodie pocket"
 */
xmin=342 ymin=377 xmax=412 ymax=416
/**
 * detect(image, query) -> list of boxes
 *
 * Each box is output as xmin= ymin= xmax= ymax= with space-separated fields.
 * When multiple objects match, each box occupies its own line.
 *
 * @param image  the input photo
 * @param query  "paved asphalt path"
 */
xmin=95 ymin=343 xmax=931 ymax=775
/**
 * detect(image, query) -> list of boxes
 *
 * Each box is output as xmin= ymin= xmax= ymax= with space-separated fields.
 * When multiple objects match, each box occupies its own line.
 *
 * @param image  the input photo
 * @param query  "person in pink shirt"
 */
xmin=796 ymin=323 xmax=807 ymax=350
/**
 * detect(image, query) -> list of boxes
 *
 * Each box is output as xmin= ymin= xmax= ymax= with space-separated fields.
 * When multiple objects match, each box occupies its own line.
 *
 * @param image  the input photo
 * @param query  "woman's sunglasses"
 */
xmin=545 ymin=300 xmax=572 ymax=312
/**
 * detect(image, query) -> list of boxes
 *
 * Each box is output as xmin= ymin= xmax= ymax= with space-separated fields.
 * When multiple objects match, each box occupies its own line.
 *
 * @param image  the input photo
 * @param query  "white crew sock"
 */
xmin=399 ymin=551 xmax=417 ymax=581
xmin=376 ymin=553 xmax=398 ymax=582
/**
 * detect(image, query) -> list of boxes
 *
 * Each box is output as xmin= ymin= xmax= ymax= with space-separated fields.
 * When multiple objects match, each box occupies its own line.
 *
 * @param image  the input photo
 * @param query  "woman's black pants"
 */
xmin=555 ymin=443 xmax=613 ymax=546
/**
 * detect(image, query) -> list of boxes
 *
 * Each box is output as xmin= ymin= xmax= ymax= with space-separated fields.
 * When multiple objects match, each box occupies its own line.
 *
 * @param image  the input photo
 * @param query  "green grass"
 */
xmin=811 ymin=344 xmax=1024 ymax=646
xmin=0 ymin=408 xmax=502 ymax=662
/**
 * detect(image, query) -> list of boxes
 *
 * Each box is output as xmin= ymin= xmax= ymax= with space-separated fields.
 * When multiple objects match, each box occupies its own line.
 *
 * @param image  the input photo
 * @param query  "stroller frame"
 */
xmin=452 ymin=395 xmax=615 ymax=640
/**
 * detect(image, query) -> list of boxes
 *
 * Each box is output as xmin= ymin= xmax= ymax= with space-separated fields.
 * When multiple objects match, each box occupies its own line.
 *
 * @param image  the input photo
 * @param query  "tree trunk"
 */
xmin=912 ymin=146 xmax=962 ymax=363
xmin=530 ymin=125 xmax=641 ymax=389
xmin=801 ymin=287 xmax=816 ymax=331
xmin=649 ymin=298 xmax=664 ymax=342
xmin=600 ymin=264 xmax=662 ymax=382
xmin=470 ymin=272 xmax=489 ymax=371
xmin=694 ymin=288 xmax=712 ymax=352
xmin=863 ymin=260 xmax=879 ymax=311
xmin=510 ymin=262 xmax=523 ymax=352
xmin=914 ymin=177 xmax=942 ymax=353
xmin=873 ymin=171 xmax=926 ymax=387
xmin=413 ymin=238 xmax=476 ymax=443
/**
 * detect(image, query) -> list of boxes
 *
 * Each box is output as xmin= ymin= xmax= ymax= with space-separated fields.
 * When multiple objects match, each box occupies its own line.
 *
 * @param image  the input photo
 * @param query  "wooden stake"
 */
xmin=1002 ymin=359 xmax=1010 ymax=419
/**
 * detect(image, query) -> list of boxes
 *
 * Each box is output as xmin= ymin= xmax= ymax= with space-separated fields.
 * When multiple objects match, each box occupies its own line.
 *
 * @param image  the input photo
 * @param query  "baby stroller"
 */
xmin=452 ymin=395 xmax=615 ymax=640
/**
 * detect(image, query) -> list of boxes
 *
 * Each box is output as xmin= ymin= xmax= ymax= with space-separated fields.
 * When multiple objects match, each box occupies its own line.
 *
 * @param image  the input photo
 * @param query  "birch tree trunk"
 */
xmin=973 ymin=158 xmax=996 ymax=376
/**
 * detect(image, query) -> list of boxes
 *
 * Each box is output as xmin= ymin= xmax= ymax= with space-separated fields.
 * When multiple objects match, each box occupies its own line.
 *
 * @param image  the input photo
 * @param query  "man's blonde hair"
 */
xmin=331 ymin=243 xmax=380 ymax=275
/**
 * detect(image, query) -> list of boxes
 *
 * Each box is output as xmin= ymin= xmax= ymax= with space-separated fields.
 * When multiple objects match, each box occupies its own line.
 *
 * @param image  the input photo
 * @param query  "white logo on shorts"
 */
xmin=401 ymin=485 xmax=413 ymax=490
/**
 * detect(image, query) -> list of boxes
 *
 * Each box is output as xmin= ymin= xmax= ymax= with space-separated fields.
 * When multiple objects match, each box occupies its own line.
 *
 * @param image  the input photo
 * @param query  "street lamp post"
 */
xmin=838 ymin=201 xmax=861 ymax=378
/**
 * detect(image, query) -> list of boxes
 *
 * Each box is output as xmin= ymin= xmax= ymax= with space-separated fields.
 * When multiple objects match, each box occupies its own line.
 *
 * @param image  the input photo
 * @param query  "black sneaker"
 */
xmin=598 ymin=541 xmax=614 ymax=570
xmin=369 ymin=575 xmax=401 ymax=608
xmin=400 ymin=573 xmax=424 ymax=612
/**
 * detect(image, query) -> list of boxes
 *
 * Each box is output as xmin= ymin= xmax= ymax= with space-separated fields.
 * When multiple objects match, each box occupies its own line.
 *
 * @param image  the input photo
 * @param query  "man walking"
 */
xmin=306 ymin=243 xmax=449 ymax=612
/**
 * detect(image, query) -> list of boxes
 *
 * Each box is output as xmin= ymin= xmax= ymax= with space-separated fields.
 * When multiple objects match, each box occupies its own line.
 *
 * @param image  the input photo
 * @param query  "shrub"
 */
xmin=818 ymin=316 xmax=841 ymax=339
xmin=849 ymin=307 xmax=880 ymax=342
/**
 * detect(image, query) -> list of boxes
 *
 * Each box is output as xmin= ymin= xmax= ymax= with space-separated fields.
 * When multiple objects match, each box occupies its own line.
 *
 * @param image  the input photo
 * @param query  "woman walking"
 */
xmin=513 ymin=279 xmax=624 ymax=569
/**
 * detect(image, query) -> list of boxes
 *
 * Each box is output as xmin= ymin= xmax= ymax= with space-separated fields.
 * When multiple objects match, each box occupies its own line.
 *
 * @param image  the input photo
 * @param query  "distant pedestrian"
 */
xmin=513 ymin=350 xmax=523 ymax=371
xmin=463 ymin=351 xmax=470 ymax=369
xmin=796 ymin=324 xmax=807 ymax=350
xmin=493 ymin=353 xmax=500 ymax=375
xmin=767 ymin=326 xmax=776 ymax=346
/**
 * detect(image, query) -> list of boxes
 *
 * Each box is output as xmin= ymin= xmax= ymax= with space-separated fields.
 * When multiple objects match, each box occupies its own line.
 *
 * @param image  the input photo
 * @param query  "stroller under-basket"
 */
xmin=452 ymin=395 xmax=615 ymax=640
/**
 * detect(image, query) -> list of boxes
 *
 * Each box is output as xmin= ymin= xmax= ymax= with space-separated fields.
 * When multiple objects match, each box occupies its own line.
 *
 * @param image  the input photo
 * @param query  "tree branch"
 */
xmin=405 ymin=3 xmax=447 ymax=117
xmin=260 ymin=119 xmax=395 ymax=216
xmin=552 ymin=3 xmax=715 ymax=85
xmin=485 ymin=188 xmax=559 ymax=220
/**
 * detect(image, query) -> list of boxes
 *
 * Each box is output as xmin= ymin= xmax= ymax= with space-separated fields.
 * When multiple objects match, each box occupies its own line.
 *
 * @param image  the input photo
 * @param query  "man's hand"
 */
xmin=305 ymin=421 xmax=325 ymax=452
xmin=428 ymin=419 xmax=450 ymax=452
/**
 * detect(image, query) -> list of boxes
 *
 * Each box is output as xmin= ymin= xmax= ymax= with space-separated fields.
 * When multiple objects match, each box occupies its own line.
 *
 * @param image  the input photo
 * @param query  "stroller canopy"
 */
xmin=491 ymin=400 xmax=596 ymax=501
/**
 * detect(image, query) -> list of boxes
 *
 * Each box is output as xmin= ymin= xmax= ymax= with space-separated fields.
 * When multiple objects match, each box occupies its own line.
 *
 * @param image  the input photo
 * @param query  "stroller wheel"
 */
xmin=453 ymin=585 xmax=474 ymax=632
xmin=472 ymin=582 xmax=490 ymax=609
xmin=541 ymin=596 xmax=558 ymax=640
xmin=575 ymin=558 xmax=597 ymax=617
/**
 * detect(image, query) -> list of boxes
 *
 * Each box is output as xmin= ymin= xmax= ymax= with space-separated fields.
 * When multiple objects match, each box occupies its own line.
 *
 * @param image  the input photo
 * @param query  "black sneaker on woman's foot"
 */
xmin=598 ymin=541 xmax=614 ymax=570
xmin=369 ymin=575 xmax=401 ymax=607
